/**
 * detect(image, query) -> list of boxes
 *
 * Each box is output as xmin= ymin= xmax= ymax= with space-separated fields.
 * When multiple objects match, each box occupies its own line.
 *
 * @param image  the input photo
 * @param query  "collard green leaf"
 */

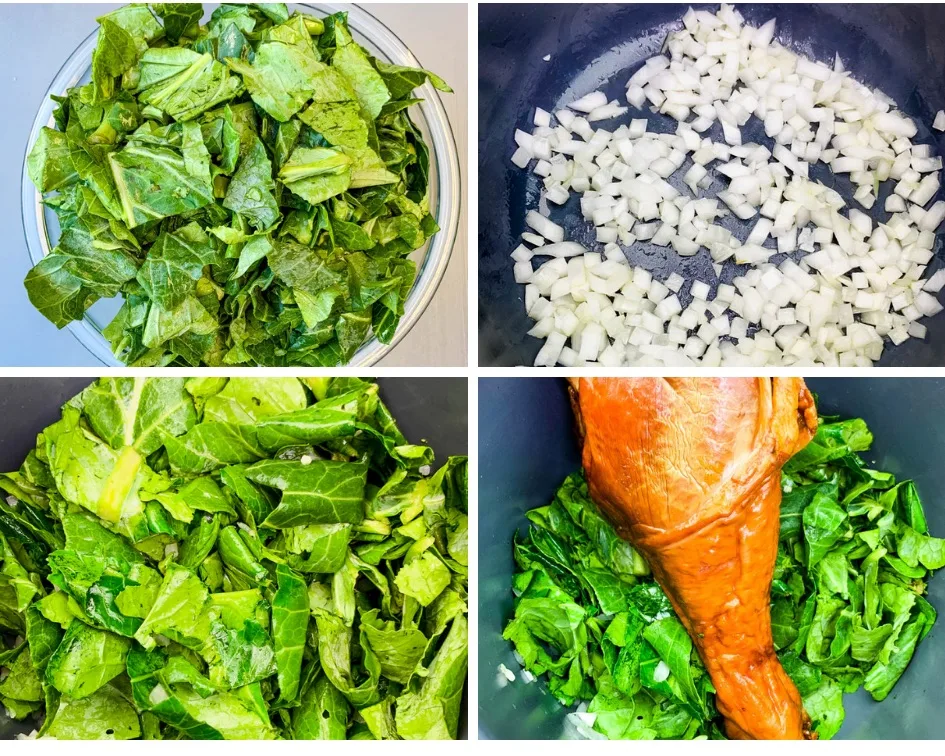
xmin=220 ymin=464 xmax=275 ymax=528
xmin=254 ymin=404 xmax=358 ymax=451
xmin=91 ymin=19 xmax=139 ymax=104
xmin=218 ymin=526 xmax=269 ymax=584
xmin=137 ymin=48 xmax=243 ymax=121
xmin=374 ymin=59 xmax=453 ymax=99
xmin=279 ymin=146 xmax=352 ymax=204
xmin=864 ymin=610 xmax=931 ymax=700
xmin=27 ymin=127 xmax=80 ymax=192
xmin=803 ymin=493 xmax=849 ymax=568
xmin=272 ymin=564 xmax=309 ymax=702
xmin=223 ymin=137 xmax=280 ymax=230
xmin=50 ymin=223 xmax=140 ymax=300
xmin=851 ymin=621 xmax=894 ymax=661
xmin=178 ymin=514 xmax=221 ymax=569
xmin=395 ymin=614 xmax=467 ymax=739
xmin=246 ymin=459 xmax=367 ymax=528
xmin=61 ymin=511 xmax=146 ymax=568
xmin=360 ymin=608 xmax=427 ymax=684
xmin=165 ymin=422 xmax=265 ymax=474
xmin=225 ymin=32 xmax=324 ymax=122
xmin=784 ymin=418 xmax=873 ymax=472
xmin=0 ymin=645 xmax=44 ymax=702
xmin=642 ymin=617 xmax=708 ymax=719
xmin=44 ymin=684 xmax=141 ymax=739
xmin=136 ymin=223 xmax=222 ymax=310
xmin=345 ymin=145 xmax=399 ymax=188
xmin=292 ymin=674 xmax=349 ymax=739
xmin=134 ymin=563 xmax=211 ymax=650
xmin=128 ymin=647 xmax=277 ymax=739
xmin=330 ymin=24 xmax=389 ymax=119
xmin=46 ymin=620 xmax=131 ymax=699
xmin=97 ymin=4 xmax=163 ymax=49
xmin=152 ymin=3 xmax=203 ymax=43
xmin=284 ymin=523 xmax=351 ymax=573
xmin=336 ymin=309 xmax=372 ymax=360
xmin=898 ymin=526 xmax=945 ymax=570
xmin=141 ymin=295 xmax=221 ymax=360
xmin=780 ymin=479 xmax=837 ymax=541
xmin=394 ymin=551 xmax=450 ymax=606
xmin=803 ymin=677 xmax=845 ymax=739
xmin=313 ymin=610 xmax=381 ymax=708
xmin=208 ymin=616 xmax=277 ymax=688
xmin=1 ymin=534 xmax=40 ymax=614
xmin=203 ymin=377 xmax=307 ymax=424
xmin=23 ymin=254 xmax=99 ymax=328
xmin=26 ymin=605 xmax=64 ymax=672
xmin=297 ymin=99 xmax=369 ymax=150
xmin=108 ymin=124 xmax=215 ymax=228
xmin=45 ymin=414 xmax=150 ymax=538
xmin=78 ymin=376 xmax=197 ymax=455
xmin=267 ymin=239 xmax=345 ymax=294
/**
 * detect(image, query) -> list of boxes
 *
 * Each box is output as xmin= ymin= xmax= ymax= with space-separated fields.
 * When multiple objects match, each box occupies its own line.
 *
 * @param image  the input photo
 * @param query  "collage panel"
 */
xmin=479 ymin=376 xmax=945 ymax=740
xmin=6 ymin=0 xmax=945 ymax=745
xmin=2 ymin=2 xmax=466 ymax=368
xmin=479 ymin=3 xmax=945 ymax=367
xmin=0 ymin=376 xmax=468 ymax=739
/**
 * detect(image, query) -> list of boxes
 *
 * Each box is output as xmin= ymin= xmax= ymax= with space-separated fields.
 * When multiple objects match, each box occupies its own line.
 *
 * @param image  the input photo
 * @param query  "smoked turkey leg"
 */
xmin=570 ymin=378 xmax=818 ymax=740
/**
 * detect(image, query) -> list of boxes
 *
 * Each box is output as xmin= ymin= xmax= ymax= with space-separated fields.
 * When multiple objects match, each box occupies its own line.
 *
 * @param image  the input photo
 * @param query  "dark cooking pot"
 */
xmin=0 ymin=377 xmax=468 ymax=740
xmin=478 ymin=377 xmax=945 ymax=738
xmin=478 ymin=4 xmax=945 ymax=366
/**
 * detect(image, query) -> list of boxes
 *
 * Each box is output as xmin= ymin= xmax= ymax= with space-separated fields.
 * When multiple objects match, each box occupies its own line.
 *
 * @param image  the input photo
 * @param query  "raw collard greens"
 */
xmin=0 ymin=377 xmax=468 ymax=739
xmin=25 ymin=3 xmax=452 ymax=366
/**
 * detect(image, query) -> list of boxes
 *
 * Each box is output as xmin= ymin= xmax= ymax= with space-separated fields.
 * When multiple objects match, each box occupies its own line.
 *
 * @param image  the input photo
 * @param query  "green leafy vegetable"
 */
xmin=25 ymin=3 xmax=450 ymax=366
xmin=0 ymin=376 xmax=466 ymax=739
xmin=506 ymin=411 xmax=942 ymax=740
xmin=272 ymin=564 xmax=308 ymax=703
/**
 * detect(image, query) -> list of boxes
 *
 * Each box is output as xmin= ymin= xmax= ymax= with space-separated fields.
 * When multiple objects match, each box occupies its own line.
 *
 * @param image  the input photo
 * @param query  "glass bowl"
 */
xmin=21 ymin=2 xmax=460 ymax=367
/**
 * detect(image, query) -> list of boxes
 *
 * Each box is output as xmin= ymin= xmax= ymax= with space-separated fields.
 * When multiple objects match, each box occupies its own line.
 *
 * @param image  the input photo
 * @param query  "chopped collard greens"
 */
xmin=0 ymin=377 xmax=468 ymax=739
xmin=505 ymin=412 xmax=942 ymax=740
xmin=25 ymin=3 xmax=452 ymax=366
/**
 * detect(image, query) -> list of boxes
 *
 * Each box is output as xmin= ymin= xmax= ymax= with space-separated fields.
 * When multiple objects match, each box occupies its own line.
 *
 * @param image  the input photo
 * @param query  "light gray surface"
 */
xmin=0 ymin=2 xmax=467 ymax=367
xmin=365 ymin=3 xmax=468 ymax=366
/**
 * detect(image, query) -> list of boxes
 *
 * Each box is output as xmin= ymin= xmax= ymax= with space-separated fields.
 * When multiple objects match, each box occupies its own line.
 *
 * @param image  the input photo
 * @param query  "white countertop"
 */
xmin=366 ymin=3 xmax=468 ymax=367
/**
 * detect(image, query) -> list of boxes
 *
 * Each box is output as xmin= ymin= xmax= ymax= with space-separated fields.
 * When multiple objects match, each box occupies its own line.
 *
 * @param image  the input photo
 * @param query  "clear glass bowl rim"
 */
xmin=20 ymin=2 xmax=461 ymax=367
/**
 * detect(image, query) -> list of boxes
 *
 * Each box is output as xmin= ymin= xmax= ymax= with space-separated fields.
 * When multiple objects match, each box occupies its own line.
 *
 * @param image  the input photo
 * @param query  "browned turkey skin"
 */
xmin=570 ymin=378 xmax=818 ymax=740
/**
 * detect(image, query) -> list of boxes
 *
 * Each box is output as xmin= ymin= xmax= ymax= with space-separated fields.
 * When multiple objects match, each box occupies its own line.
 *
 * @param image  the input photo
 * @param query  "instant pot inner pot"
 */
xmin=477 ymin=377 xmax=945 ymax=739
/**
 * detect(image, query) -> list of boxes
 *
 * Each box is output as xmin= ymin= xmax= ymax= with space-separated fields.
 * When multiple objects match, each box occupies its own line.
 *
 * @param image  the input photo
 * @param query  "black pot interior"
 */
xmin=479 ymin=3 xmax=945 ymax=366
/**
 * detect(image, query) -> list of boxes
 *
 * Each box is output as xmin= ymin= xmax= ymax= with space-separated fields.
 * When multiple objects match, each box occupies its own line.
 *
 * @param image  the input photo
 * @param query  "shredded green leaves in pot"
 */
xmin=0 ymin=377 xmax=468 ymax=739
xmin=504 ymin=412 xmax=942 ymax=740
xmin=25 ymin=3 xmax=452 ymax=366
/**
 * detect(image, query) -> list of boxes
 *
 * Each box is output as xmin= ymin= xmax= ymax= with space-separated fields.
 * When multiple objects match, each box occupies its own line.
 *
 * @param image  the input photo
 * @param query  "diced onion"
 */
xmin=508 ymin=5 xmax=944 ymax=367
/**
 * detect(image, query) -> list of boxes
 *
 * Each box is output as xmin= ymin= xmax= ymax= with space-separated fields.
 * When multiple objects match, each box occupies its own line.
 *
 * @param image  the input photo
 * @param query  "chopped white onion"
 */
xmin=508 ymin=5 xmax=945 ymax=367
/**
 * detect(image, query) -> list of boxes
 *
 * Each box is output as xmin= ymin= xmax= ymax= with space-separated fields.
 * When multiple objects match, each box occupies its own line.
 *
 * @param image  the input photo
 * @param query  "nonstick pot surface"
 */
xmin=0 ymin=377 xmax=468 ymax=739
xmin=479 ymin=4 xmax=945 ymax=367
xmin=0 ymin=378 xmax=468 ymax=469
xmin=478 ymin=377 xmax=945 ymax=739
